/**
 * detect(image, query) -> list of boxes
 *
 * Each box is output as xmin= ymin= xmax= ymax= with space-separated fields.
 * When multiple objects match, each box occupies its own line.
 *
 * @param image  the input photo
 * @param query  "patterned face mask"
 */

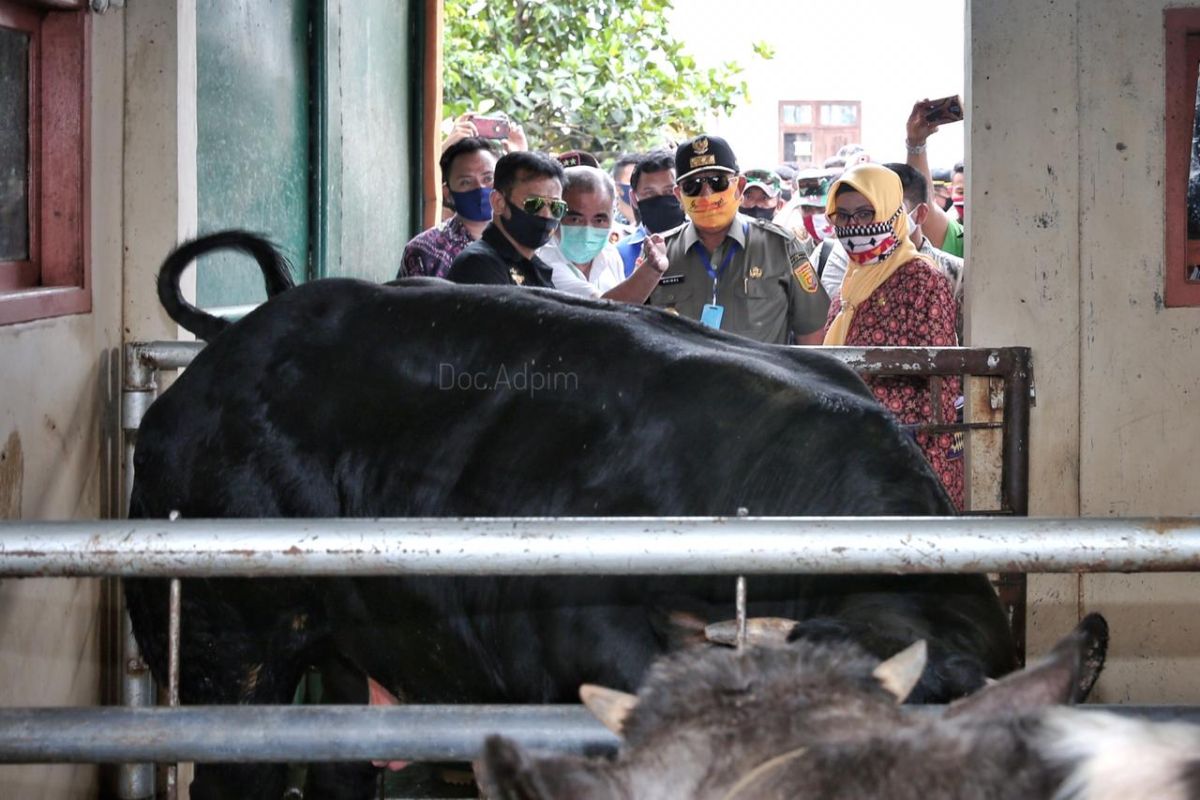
xmin=834 ymin=207 xmax=903 ymax=265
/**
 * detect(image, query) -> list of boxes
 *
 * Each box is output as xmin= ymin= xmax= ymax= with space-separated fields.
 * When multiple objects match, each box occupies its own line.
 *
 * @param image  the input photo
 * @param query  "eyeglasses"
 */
xmin=679 ymin=174 xmax=734 ymax=197
xmin=518 ymin=195 xmax=569 ymax=219
xmin=829 ymin=207 xmax=876 ymax=226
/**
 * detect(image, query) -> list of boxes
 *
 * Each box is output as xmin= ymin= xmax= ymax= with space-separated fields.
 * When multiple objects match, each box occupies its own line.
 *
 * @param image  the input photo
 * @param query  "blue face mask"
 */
xmin=558 ymin=224 xmax=610 ymax=265
xmin=449 ymin=187 xmax=494 ymax=222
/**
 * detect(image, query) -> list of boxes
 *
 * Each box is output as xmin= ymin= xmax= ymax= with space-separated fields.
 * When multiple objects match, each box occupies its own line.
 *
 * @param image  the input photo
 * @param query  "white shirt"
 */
xmin=537 ymin=239 xmax=626 ymax=299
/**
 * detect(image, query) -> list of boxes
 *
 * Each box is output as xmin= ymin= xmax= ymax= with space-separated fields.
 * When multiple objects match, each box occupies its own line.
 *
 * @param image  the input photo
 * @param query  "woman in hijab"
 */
xmin=823 ymin=163 xmax=963 ymax=510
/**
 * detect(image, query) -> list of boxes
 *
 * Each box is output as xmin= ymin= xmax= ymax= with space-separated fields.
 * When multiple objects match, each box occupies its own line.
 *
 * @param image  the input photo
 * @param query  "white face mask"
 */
xmin=907 ymin=209 xmax=920 ymax=233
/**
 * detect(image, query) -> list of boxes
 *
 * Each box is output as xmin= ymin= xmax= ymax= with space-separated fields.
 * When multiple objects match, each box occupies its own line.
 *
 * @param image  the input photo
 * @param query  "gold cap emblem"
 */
xmin=693 ymin=137 xmax=710 ymax=155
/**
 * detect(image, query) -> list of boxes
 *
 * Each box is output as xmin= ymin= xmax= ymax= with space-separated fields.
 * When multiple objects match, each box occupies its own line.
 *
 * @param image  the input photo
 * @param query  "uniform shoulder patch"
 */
xmin=790 ymin=253 xmax=819 ymax=294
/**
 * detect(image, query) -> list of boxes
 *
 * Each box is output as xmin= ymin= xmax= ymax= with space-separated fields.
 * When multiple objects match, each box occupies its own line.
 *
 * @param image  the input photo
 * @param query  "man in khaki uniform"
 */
xmin=649 ymin=135 xmax=830 ymax=344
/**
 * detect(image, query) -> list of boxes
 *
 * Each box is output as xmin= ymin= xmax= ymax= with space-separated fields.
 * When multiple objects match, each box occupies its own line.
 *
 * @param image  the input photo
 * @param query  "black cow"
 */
xmin=478 ymin=614 xmax=1199 ymax=800
xmin=126 ymin=231 xmax=1016 ymax=799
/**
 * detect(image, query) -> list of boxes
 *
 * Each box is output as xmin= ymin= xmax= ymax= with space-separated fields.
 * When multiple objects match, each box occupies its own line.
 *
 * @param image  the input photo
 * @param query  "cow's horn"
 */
xmin=872 ymin=640 xmax=928 ymax=703
xmin=579 ymin=684 xmax=637 ymax=735
xmin=705 ymin=617 xmax=799 ymax=647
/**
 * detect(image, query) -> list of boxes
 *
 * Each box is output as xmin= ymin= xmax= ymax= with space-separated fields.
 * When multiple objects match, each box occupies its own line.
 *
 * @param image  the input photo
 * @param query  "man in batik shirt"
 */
xmin=398 ymin=137 xmax=499 ymax=278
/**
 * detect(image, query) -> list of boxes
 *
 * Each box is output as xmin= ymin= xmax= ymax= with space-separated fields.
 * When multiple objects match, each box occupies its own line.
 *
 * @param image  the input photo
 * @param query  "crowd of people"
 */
xmin=397 ymin=99 xmax=969 ymax=507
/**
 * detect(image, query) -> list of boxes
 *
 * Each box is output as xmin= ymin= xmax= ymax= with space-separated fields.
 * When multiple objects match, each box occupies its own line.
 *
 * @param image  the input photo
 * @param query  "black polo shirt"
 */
xmin=446 ymin=223 xmax=555 ymax=288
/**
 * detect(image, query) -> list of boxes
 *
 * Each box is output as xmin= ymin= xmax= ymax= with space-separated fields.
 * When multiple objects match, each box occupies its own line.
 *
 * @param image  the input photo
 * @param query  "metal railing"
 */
xmin=4 ymin=517 xmax=1197 ymax=578
xmin=0 ymin=703 xmax=1198 ymax=765
xmin=106 ymin=341 xmax=1037 ymax=796
xmin=0 ymin=517 xmax=1199 ymax=768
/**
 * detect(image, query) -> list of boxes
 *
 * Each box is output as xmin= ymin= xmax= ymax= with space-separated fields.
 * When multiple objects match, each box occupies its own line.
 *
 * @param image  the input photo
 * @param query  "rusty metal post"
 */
xmin=998 ymin=347 xmax=1034 ymax=664
xmin=1000 ymin=348 xmax=1033 ymax=517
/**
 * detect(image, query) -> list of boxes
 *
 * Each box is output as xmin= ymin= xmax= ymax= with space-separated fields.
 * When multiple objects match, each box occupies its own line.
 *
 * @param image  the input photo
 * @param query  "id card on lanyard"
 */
xmin=696 ymin=224 xmax=745 ymax=330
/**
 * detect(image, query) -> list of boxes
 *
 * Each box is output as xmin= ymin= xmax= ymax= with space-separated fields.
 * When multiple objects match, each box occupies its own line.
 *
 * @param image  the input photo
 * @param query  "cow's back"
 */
xmin=131 ymin=278 xmax=952 ymax=521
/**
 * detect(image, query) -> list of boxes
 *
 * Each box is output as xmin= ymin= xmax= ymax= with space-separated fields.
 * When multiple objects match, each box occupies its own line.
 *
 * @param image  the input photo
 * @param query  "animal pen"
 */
xmin=0 ymin=343 xmax=1197 ymax=800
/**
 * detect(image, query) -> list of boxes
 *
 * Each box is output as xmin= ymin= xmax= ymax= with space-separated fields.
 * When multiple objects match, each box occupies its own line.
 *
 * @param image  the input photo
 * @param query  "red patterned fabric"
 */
xmin=825 ymin=258 xmax=963 ymax=510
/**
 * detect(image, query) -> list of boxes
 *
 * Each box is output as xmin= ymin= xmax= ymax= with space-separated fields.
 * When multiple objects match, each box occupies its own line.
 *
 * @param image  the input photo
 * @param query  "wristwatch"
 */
xmin=905 ymin=140 xmax=927 ymax=156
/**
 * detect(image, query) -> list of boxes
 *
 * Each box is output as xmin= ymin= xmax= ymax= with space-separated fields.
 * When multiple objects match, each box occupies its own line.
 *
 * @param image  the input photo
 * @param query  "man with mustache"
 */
xmin=648 ymin=135 xmax=830 ymax=344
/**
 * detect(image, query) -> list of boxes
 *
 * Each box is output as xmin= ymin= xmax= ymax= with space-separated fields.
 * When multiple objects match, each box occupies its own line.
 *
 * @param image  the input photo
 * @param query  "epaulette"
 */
xmin=749 ymin=217 xmax=801 ymax=240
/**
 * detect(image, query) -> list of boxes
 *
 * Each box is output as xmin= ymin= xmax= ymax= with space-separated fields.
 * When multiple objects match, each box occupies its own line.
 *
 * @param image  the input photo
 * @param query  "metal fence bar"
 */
xmin=120 ymin=342 xmax=190 ymax=799
xmin=117 ymin=598 xmax=154 ymax=799
xmin=0 ymin=706 xmax=616 ymax=764
xmin=0 ymin=703 xmax=1195 ymax=764
xmin=801 ymin=345 xmax=1031 ymax=378
xmin=0 ymin=517 xmax=1197 ymax=577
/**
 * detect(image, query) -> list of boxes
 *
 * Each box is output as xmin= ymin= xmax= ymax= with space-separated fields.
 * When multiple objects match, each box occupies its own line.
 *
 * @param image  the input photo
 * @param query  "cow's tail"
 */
xmin=157 ymin=230 xmax=295 ymax=341
xmin=1039 ymin=707 xmax=1200 ymax=800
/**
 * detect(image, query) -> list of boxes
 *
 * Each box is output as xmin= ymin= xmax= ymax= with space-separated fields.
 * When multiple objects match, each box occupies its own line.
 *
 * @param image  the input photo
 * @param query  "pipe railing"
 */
xmin=1 ymin=516 xmax=1197 ymax=578
xmin=0 ymin=704 xmax=1196 ymax=764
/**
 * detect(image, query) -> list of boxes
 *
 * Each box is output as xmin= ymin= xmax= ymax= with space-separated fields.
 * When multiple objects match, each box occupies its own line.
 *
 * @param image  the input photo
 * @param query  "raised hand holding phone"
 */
xmin=923 ymin=95 xmax=964 ymax=125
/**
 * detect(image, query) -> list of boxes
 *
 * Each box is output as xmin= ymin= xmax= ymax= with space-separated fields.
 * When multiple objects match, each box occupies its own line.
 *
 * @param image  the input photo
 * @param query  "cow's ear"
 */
xmin=474 ymin=735 xmax=550 ymax=800
xmin=648 ymin=606 xmax=709 ymax=650
xmin=945 ymin=613 xmax=1109 ymax=718
xmin=580 ymin=684 xmax=637 ymax=735
xmin=872 ymin=640 xmax=927 ymax=703
xmin=474 ymin=735 xmax=624 ymax=800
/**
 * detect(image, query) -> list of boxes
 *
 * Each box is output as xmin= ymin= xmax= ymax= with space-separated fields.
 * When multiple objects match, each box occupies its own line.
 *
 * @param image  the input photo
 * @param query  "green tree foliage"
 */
xmin=443 ymin=0 xmax=770 ymax=162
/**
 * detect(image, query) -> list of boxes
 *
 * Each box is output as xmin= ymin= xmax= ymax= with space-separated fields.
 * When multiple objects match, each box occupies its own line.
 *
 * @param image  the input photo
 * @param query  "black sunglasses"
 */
xmin=518 ymin=195 xmax=568 ymax=219
xmin=679 ymin=174 xmax=735 ymax=197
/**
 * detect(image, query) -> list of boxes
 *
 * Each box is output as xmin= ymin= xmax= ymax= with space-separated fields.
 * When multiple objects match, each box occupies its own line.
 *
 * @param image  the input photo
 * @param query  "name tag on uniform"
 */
xmin=659 ymin=273 xmax=685 ymax=286
xmin=700 ymin=303 xmax=724 ymax=329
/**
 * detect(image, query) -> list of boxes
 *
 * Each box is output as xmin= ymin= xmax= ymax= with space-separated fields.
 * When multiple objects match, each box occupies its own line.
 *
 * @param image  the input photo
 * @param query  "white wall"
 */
xmin=668 ymin=0 xmax=966 ymax=169
xmin=0 ymin=10 xmax=126 ymax=796
xmin=970 ymin=0 xmax=1200 ymax=701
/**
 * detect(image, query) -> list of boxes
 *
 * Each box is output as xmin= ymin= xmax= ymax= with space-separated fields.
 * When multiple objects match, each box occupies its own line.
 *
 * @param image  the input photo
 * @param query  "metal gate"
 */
xmin=13 ymin=342 xmax=1197 ymax=799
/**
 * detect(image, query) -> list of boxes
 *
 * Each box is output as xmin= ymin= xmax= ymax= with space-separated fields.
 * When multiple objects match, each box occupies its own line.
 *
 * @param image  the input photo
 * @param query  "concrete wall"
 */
xmin=0 ymin=9 xmax=126 ymax=797
xmin=970 ymin=0 xmax=1200 ymax=701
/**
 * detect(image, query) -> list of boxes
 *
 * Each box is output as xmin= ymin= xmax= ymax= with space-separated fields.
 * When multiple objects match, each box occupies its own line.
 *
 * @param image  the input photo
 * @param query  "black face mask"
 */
xmin=636 ymin=194 xmax=686 ymax=234
xmin=500 ymin=196 xmax=559 ymax=250
xmin=739 ymin=206 xmax=776 ymax=221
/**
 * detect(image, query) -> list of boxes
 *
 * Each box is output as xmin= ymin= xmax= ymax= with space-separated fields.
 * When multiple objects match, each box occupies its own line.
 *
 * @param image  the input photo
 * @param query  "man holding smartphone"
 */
xmin=647 ymin=135 xmax=829 ymax=344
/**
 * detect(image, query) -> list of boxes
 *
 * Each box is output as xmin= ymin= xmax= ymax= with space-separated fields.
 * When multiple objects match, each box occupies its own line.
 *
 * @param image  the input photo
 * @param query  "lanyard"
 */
xmin=695 ymin=228 xmax=743 ymax=305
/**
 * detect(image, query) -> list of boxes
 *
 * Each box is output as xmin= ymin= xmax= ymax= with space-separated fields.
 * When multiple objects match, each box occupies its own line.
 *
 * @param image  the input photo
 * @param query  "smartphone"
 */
xmin=924 ymin=95 xmax=964 ymax=125
xmin=472 ymin=115 xmax=510 ymax=140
